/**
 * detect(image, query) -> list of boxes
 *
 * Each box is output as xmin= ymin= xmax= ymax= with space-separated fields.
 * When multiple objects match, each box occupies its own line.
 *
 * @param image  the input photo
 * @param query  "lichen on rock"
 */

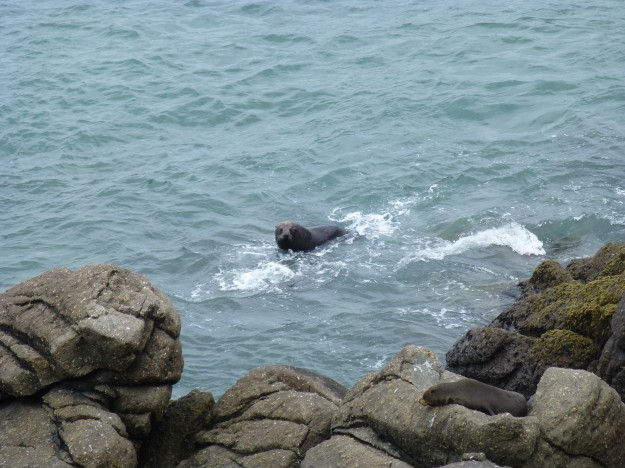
xmin=448 ymin=242 xmax=625 ymax=401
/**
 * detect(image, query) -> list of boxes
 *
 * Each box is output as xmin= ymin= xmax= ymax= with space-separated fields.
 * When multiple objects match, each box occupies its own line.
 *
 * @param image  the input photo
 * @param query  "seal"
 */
xmin=419 ymin=378 xmax=527 ymax=417
xmin=275 ymin=221 xmax=347 ymax=252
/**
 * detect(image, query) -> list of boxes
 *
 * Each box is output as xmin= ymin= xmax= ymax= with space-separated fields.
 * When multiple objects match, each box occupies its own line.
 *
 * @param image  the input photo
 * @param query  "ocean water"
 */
xmin=2 ymin=0 xmax=624 ymax=399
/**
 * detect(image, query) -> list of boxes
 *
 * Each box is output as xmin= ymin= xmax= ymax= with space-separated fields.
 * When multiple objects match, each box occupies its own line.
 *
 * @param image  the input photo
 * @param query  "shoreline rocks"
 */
xmin=2 ymin=243 xmax=625 ymax=467
xmin=446 ymin=242 xmax=625 ymax=401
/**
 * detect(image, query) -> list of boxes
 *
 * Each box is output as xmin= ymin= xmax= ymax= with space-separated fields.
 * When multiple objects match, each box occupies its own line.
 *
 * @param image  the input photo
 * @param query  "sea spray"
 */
xmin=400 ymin=223 xmax=545 ymax=266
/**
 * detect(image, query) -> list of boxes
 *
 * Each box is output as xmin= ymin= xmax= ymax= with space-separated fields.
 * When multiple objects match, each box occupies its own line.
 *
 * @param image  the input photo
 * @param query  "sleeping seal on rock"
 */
xmin=419 ymin=378 xmax=528 ymax=417
xmin=275 ymin=221 xmax=347 ymax=252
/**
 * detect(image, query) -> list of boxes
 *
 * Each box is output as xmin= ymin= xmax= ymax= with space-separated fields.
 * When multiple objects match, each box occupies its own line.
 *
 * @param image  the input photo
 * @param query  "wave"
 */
xmin=401 ymin=223 xmax=545 ymax=264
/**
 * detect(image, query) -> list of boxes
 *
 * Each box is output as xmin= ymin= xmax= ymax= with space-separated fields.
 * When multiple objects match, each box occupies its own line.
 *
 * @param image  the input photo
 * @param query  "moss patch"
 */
xmin=527 ymin=259 xmax=573 ymax=292
xmin=522 ymin=273 xmax=625 ymax=345
xmin=530 ymin=329 xmax=598 ymax=369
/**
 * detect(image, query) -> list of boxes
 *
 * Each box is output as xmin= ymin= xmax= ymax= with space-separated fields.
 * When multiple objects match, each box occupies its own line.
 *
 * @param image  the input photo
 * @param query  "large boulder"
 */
xmin=0 ymin=265 xmax=184 ymax=467
xmin=531 ymin=367 xmax=625 ymax=467
xmin=178 ymin=365 xmax=347 ymax=467
xmin=301 ymin=345 xmax=625 ymax=467
xmin=447 ymin=243 xmax=625 ymax=399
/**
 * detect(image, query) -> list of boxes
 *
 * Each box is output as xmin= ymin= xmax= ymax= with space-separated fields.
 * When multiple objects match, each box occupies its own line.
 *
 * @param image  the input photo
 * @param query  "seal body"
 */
xmin=275 ymin=221 xmax=347 ymax=252
xmin=419 ymin=378 xmax=528 ymax=417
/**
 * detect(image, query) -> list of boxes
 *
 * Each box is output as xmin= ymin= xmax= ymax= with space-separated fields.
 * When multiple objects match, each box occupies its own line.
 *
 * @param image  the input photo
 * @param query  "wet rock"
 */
xmin=178 ymin=365 xmax=347 ymax=467
xmin=521 ymin=259 xmax=573 ymax=295
xmin=566 ymin=242 xmax=625 ymax=283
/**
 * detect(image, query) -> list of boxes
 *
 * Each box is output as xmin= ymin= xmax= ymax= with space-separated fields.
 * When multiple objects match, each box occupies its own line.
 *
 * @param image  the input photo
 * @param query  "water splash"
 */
xmin=402 ymin=223 xmax=545 ymax=265
xmin=215 ymin=261 xmax=296 ymax=292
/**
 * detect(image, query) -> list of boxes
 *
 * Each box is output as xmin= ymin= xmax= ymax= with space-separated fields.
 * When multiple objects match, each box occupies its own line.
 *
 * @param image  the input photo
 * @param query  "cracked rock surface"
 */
xmin=300 ymin=345 xmax=625 ymax=467
xmin=0 ymin=264 xmax=183 ymax=467
xmin=178 ymin=365 xmax=347 ymax=468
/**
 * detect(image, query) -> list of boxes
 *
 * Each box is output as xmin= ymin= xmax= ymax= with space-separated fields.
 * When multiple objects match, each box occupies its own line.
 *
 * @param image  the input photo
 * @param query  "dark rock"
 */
xmin=447 ymin=243 xmax=625 ymax=399
xmin=440 ymin=462 xmax=504 ymax=468
xmin=521 ymin=259 xmax=573 ymax=294
xmin=593 ymin=293 xmax=625 ymax=400
xmin=178 ymin=365 xmax=347 ymax=467
xmin=566 ymin=242 xmax=625 ymax=282
xmin=139 ymin=389 xmax=215 ymax=468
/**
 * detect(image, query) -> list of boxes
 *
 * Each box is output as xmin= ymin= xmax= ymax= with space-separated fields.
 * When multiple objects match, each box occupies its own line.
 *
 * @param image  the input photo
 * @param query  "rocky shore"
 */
xmin=2 ymin=243 xmax=625 ymax=467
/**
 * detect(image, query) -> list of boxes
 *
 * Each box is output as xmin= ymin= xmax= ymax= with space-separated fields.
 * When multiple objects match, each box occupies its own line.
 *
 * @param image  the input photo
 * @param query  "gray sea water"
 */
xmin=2 ymin=0 xmax=624 ymax=399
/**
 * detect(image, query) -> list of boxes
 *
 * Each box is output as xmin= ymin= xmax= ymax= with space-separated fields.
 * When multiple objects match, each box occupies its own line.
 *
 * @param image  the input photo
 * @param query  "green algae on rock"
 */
xmin=530 ymin=329 xmax=598 ymax=371
xmin=448 ymin=242 xmax=625 ymax=401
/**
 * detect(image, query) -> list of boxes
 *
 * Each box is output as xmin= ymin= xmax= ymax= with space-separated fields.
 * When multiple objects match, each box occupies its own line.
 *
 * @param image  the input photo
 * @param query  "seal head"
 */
xmin=275 ymin=221 xmax=347 ymax=252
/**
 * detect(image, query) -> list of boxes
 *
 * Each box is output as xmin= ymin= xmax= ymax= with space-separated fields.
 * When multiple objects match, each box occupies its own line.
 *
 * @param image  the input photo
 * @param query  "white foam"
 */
xmin=216 ymin=261 xmax=296 ymax=292
xmin=403 ymin=223 xmax=545 ymax=263
xmin=331 ymin=209 xmax=399 ymax=239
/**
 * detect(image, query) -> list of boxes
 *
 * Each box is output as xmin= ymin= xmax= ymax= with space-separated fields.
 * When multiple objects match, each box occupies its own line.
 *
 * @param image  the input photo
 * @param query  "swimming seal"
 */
xmin=419 ymin=378 xmax=527 ymax=417
xmin=275 ymin=221 xmax=347 ymax=252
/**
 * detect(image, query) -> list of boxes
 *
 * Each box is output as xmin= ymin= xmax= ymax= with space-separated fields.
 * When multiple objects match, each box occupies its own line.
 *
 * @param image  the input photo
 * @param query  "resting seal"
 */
xmin=419 ymin=378 xmax=527 ymax=417
xmin=275 ymin=221 xmax=347 ymax=252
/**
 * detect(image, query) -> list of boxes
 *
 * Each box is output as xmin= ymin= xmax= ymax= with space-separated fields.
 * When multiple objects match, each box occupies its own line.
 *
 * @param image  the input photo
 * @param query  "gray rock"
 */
xmin=302 ymin=345 xmax=625 ymax=467
xmin=531 ymin=367 xmax=625 ymax=467
xmin=0 ymin=387 xmax=137 ymax=468
xmin=0 ymin=264 xmax=182 ymax=398
xmin=301 ymin=435 xmax=414 ymax=468
xmin=323 ymin=345 xmax=537 ymax=467
xmin=179 ymin=365 xmax=347 ymax=467
xmin=0 ymin=265 xmax=184 ymax=468
xmin=0 ymin=399 xmax=73 ymax=468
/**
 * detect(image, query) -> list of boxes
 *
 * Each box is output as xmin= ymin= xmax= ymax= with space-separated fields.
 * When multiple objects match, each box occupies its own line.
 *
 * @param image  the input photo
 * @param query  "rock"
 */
xmin=596 ymin=296 xmax=625 ymax=398
xmin=0 ymin=387 xmax=137 ymax=468
xmin=447 ymin=243 xmax=625 ymax=399
xmin=440 ymin=462 xmax=504 ymax=468
xmin=313 ymin=345 xmax=538 ymax=467
xmin=0 ymin=265 xmax=184 ymax=467
xmin=178 ymin=365 xmax=347 ymax=467
xmin=301 ymin=345 xmax=625 ymax=467
xmin=139 ymin=389 xmax=215 ymax=468
xmin=566 ymin=242 xmax=625 ymax=283
xmin=301 ymin=435 xmax=414 ymax=468
xmin=522 ymin=259 xmax=573 ymax=295
xmin=531 ymin=367 xmax=625 ymax=467
xmin=0 ymin=399 xmax=73 ymax=468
